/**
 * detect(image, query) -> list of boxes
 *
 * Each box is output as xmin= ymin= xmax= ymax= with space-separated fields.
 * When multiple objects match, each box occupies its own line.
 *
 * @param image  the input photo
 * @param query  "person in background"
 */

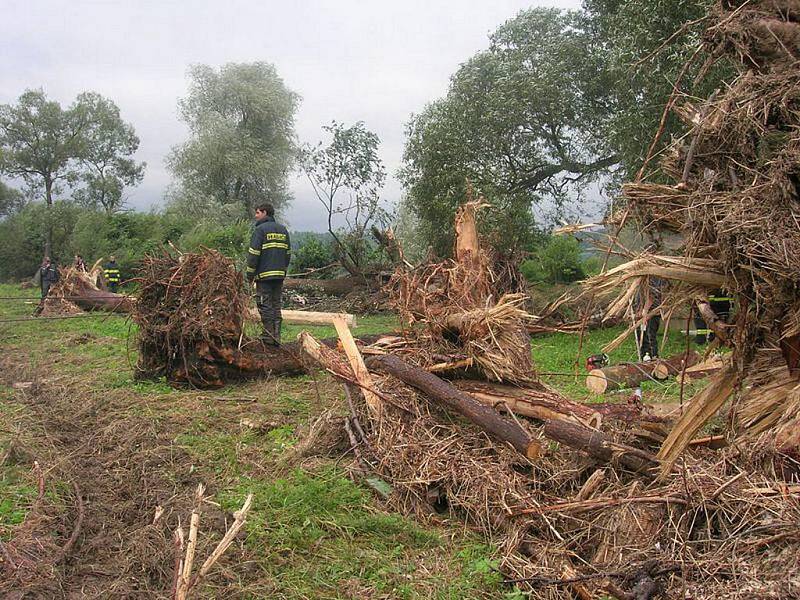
xmin=245 ymin=202 xmax=291 ymax=346
xmin=636 ymin=276 xmax=667 ymax=361
xmin=104 ymin=255 xmax=121 ymax=292
xmin=39 ymin=257 xmax=60 ymax=299
xmin=73 ymin=254 xmax=87 ymax=272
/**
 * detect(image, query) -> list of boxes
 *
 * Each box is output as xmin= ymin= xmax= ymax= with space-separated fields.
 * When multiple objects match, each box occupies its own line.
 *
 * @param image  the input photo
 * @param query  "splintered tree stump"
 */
xmin=543 ymin=419 xmax=660 ymax=475
xmin=367 ymin=354 xmax=542 ymax=460
xmin=586 ymin=352 xmax=700 ymax=394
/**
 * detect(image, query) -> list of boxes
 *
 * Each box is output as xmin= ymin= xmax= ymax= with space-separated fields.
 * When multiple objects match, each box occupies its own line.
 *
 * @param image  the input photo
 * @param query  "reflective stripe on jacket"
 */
xmin=246 ymin=216 xmax=291 ymax=281
xmin=104 ymin=263 xmax=121 ymax=283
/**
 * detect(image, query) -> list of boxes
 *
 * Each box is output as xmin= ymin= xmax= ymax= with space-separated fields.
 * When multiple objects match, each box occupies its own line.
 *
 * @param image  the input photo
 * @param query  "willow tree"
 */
xmin=168 ymin=62 xmax=300 ymax=215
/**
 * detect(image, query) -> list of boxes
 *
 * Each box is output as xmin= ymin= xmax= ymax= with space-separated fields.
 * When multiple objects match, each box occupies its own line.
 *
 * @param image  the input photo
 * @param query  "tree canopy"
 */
xmin=400 ymin=8 xmax=616 ymax=255
xmin=73 ymin=92 xmax=145 ymax=213
xmin=168 ymin=62 xmax=300 ymax=215
xmin=302 ymin=121 xmax=388 ymax=276
xmin=0 ymin=89 xmax=144 ymax=255
xmin=399 ymin=2 xmax=732 ymax=255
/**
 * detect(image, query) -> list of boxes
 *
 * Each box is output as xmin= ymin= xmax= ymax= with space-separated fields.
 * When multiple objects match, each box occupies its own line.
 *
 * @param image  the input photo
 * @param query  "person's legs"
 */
xmin=645 ymin=314 xmax=661 ymax=358
xmin=694 ymin=313 xmax=708 ymax=344
xmin=256 ymin=280 xmax=283 ymax=346
xmin=269 ymin=279 xmax=283 ymax=345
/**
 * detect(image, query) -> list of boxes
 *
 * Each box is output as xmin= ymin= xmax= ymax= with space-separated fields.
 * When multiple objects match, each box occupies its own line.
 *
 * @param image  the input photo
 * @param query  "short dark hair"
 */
xmin=255 ymin=203 xmax=274 ymax=217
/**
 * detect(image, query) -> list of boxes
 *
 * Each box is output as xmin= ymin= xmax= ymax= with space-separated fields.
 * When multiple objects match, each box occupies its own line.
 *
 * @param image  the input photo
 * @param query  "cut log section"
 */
xmin=586 ymin=352 xmax=700 ymax=394
xmin=367 ymin=353 xmax=542 ymax=460
xmin=332 ymin=317 xmax=383 ymax=419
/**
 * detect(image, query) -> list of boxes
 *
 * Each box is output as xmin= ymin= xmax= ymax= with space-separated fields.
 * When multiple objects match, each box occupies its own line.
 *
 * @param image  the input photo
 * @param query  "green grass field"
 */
xmin=0 ymin=282 xmax=710 ymax=597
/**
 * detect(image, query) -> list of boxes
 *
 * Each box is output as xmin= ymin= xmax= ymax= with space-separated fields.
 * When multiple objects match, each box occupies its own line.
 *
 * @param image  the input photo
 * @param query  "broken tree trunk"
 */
xmin=283 ymin=276 xmax=369 ymax=296
xmin=366 ymin=353 xmax=541 ymax=460
xmin=543 ymin=419 xmax=661 ymax=475
xmin=454 ymin=381 xmax=668 ymax=425
xmin=586 ymin=352 xmax=700 ymax=394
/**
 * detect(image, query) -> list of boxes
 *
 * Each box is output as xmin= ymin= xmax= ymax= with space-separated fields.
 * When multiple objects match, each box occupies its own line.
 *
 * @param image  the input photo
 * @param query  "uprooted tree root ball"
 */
xmin=133 ymin=249 xmax=307 ymax=387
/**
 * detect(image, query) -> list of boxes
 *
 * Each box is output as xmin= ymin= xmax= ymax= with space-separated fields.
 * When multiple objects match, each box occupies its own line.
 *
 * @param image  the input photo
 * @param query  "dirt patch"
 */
xmin=0 ymin=366 xmax=250 ymax=598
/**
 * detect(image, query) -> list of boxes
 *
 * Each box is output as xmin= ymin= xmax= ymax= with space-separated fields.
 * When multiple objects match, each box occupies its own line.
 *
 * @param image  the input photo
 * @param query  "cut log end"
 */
xmin=586 ymin=369 xmax=609 ymax=394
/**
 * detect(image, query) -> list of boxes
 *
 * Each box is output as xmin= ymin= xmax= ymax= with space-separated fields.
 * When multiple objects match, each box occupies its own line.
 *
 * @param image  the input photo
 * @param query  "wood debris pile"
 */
xmin=38 ymin=261 xmax=133 ymax=316
xmin=387 ymin=200 xmax=538 ymax=384
xmin=299 ymin=321 xmax=799 ymax=598
xmin=588 ymin=0 xmax=800 ymax=466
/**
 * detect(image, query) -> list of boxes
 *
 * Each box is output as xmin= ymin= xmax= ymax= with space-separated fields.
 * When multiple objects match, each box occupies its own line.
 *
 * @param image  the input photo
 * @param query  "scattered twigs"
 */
xmin=512 ymin=494 xmax=688 ymax=516
xmin=173 ymin=484 xmax=253 ymax=600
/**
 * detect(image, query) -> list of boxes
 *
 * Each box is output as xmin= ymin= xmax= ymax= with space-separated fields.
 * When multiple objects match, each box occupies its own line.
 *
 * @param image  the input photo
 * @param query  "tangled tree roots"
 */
xmin=388 ymin=200 xmax=537 ymax=384
xmin=134 ymin=250 xmax=305 ymax=387
xmin=589 ymin=0 xmax=800 ymax=463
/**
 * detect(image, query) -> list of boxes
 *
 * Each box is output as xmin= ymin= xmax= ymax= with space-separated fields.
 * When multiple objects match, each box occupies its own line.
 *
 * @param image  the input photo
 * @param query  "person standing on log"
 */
xmin=38 ymin=256 xmax=60 ymax=299
xmin=246 ymin=203 xmax=291 ymax=346
xmin=104 ymin=255 xmax=121 ymax=292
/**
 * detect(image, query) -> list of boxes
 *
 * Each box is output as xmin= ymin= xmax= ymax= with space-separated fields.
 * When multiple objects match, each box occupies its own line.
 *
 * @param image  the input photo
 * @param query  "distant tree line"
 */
xmin=0 ymin=0 xmax=731 ymax=282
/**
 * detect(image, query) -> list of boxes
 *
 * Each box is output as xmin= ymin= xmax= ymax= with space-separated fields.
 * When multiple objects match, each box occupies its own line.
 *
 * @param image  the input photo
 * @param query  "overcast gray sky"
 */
xmin=1 ymin=0 xmax=582 ymax=231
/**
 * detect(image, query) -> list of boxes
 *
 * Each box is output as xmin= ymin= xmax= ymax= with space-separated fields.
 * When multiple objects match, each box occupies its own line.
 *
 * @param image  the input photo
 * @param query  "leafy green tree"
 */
xmin=0 ymin=90 xmax=89 ymax=255
xmin=290 ymin=235 xmax=336 ymax=274
xmin=168 ymin=62 xmax=300 ymax=213
xmin=400 ymin=8 xmax=616 ymax=255
xmin=302 ymin=121 xmax=388 ymax=277
xmin=583 ymin=0 xmax=729 ymax=180
xmin=0 ymin=180 xmax=24 ymax=219
xmin=73 ymin=92 xmax=145 ymax=213
xmin=521 ymin=235 xmax=585 ymax=284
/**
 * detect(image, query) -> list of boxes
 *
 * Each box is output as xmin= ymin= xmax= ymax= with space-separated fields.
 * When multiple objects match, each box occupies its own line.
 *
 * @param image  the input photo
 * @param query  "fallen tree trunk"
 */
xmin=367 ymin=354 xmax=542 ymax=460
xmin=454 ymin=381 xmax=668 ymax=425
xmin=543 ymin=419 xmax=661 ymax=475
xmin=283 ymin=277 xmax=370 ymax=296
xmin=586 ymin=352 xmax=700 ymax=394
xmin=70 ymin=289 xmax=135 ymax=313
xmin=140 ymin=333 xmax=388 ymax=388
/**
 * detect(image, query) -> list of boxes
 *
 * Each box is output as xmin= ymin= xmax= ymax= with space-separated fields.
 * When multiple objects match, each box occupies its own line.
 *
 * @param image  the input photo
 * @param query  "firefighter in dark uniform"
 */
xmin=246 ymin=203 xmax=291 ymax=346
xmin=39 ymin=257 xmax=60 ymax=299
xmin=104 ymin=255 xmax=121 ymax=292
xmin=694 ymin=289 xmax=732 ymax=343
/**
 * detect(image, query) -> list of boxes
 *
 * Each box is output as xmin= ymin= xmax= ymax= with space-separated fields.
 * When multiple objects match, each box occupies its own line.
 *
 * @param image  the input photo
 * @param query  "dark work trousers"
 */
xmin=637 ymin=314 xmax=661 ymax=359
xmin=108 ymin=282 xmax=118 ymax=293
xmin=256 ymin=279 xmax=283 ymax=345
xmin=41 ymin=281 xmax=51 ymax=300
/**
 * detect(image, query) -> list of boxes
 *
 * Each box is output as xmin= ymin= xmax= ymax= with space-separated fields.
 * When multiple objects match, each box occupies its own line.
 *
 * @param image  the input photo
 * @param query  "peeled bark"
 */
xmin=367 ymin=354 xmax=542 ymax=460
xmin=543 ymin=419 xmax=661 ymax=475
xmin=454 ymin=381 xmax=668 ymax=425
